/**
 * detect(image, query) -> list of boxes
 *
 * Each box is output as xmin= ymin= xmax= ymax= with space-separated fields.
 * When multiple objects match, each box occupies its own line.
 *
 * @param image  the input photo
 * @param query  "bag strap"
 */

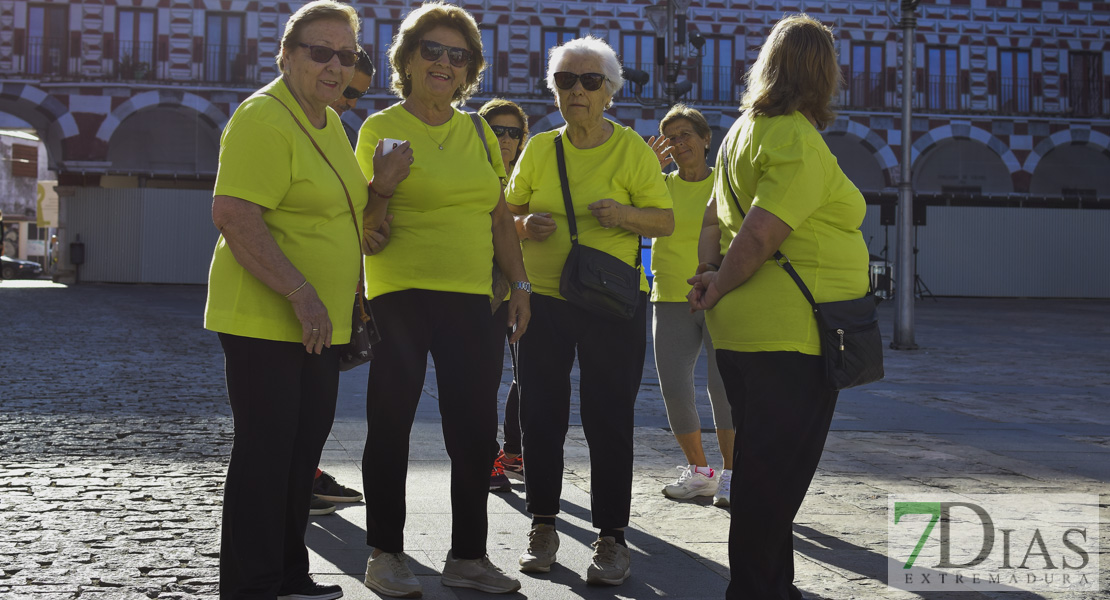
xmin=554 ymin=133 xmax=640 ymax=267
xmin=470 ymin=112 xmax=492 ymax=165
xmin=262 ymin=92 xmax=367 ymax=298
xmin=720 ymin=157 xmax=818 ymax=312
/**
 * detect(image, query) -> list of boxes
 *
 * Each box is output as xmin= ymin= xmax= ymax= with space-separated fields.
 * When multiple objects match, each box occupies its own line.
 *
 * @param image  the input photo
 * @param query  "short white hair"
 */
xmin=546 ymin=36 xmax=624 ymax=98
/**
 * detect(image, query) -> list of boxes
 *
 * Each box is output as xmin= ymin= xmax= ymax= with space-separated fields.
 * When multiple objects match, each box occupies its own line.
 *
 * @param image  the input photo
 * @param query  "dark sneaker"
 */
xmin=489 ymin=454 xmax=511 ymax=493
xmin=313 ymin=470 xmax=364 ymax=503
xmin=309 ymin=495 xmax=336 ymax=516
xmin=518 ymin=524 xmax=558 ymax=573
xmin=500 ymin=451 xmax=525 ymax=481
xmin=441 ymin=551 xmax=521 ymax=593
xmin=586 ymin=536 xmax=631 ymax=586
xmin=277 ymin=579 xmax=343 ymax=600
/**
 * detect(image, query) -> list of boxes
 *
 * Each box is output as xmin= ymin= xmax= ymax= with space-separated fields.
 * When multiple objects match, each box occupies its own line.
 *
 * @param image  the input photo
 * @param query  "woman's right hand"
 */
xmin=647 ymin=135 xmax=674 ymax=171
xmin=521 ymin=212 xmax=557 ymax=242
xmin=372 ymin=139 xmax=413 ymax=195
xmin=288 ymin=282 xmax=332 ymax=354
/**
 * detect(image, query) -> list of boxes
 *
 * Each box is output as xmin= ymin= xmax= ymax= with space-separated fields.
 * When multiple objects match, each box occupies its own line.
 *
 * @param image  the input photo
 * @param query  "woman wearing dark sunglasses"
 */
xmin=505 ymin=36 xmax=673 ymax=587
xmin=353 ymin=2 xmax=529 ymax=597
xmin=204 ymin=1 xmax=365 ymax=599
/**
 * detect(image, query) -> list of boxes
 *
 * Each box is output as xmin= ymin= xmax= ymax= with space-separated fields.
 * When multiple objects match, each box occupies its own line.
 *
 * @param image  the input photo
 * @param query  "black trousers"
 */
xmin=517 ymin=293 xmax=646 ymax=528
xmin=716 ymin=350 xmax=839 ymax=600
xmin=363 ymin=289 xmax=503 ymax=559
xmin=218 ymin=333 xmax=339 ymax=600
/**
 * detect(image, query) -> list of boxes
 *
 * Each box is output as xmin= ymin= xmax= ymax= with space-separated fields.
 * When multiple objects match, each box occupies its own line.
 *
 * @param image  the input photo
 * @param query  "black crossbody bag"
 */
xmin=554 ymin=134 xmax=640 ymax=320
xmin=721 ymin=161 xmax=884 ymax=390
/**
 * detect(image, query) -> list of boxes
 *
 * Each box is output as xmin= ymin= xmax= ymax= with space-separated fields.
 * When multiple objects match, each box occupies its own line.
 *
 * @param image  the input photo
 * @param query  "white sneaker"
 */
xmin=364 ymin=552 xmax=422 ymax=598
xmin=518 ymin=523 xmax=559 ymax=573
xmin=714 ymin=469 xmax=732 ymax=507
xmin=662 ymin=465 xmax=718 ymax=499
xmin=441 ymin=551 xmax=521 ymax=593
xmin=586 ymin=536 xmax=631 ymax=586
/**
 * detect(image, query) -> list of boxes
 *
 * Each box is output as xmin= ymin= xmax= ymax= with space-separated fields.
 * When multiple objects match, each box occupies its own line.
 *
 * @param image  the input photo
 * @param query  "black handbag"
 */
xmin=265 ymin=93 xmax=381 ymax=370
xmin=553 ymin=134 xmax=640 ymax=320
xmin=721 ymin=160 xmax=883 ymax=390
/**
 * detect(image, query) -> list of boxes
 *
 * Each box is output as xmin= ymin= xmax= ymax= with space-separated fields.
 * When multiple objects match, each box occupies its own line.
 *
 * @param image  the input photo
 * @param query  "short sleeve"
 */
xmin=627 ymin=137 xmax=672 ymax=210
xmin=214 ymin=107 xmax=291 ymax=209
xmin=505 ymin=139 xmax=536 ymax=207
xmin=355 ymin=121 xmax=380 ymax=182
xmin=750 ymin=132 xmax=825 ymax=229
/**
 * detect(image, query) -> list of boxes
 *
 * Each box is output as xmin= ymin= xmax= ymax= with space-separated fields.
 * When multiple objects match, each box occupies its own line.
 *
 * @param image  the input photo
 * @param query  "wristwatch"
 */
xmin=510 ymin=281 xmax=532 ymax=294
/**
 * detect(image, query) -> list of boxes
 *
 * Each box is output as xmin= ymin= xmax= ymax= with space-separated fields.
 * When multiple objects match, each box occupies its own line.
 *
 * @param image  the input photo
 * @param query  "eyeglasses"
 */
xmin=490 ymin=125 xmax=524 ymax=140
xmin=553 ymin=71 xmax=607 ymax=91
xmin=299 ymin=44 xmax=358 ymax=67
xmin=342 ymin=86 xmax=369 ymax=100
xmin=419 ymin=40 xmax=473 ymax=68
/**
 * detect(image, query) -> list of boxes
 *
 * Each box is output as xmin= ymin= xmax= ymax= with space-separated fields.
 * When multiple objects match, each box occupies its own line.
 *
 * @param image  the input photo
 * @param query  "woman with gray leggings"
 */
xmin=648 ymin=105 xmax=734 ymax=507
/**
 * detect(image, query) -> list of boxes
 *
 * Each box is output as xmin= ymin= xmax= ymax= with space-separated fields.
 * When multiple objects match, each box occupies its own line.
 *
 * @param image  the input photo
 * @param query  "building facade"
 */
xmin=4 ymin=0 xmax=1108 ymax=294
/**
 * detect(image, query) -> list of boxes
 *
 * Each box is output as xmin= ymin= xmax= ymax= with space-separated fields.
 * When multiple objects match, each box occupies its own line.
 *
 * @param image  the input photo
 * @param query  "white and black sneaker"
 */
xmin=277 ymin=580 xmax=343 ymax=600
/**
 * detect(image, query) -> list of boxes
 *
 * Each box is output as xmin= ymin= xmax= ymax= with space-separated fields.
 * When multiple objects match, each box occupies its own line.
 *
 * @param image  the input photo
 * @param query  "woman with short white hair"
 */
xmin=506 ymin=35 xmax=673 ymax=587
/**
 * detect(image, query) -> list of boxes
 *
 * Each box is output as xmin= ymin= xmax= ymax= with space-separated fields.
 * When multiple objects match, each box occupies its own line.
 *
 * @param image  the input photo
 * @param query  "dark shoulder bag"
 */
xmin=264 ymin=93 xmax=381 ymax=371
xmin=554 ymin=134 xmax=640 ymax=320
xmin=720 ymin=160 xmax=884 ymax=390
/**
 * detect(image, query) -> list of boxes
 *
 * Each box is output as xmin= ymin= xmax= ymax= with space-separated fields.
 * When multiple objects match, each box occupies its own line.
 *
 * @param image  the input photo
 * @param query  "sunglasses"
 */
xmin=299 ymin=43 xmax=358 ymax=67
xmin=553 ymin=71 xmax=607 ymax=91
xmin=419 ymin=40 xmax=473 ymax=68
xmin=490 ymin=125 xmax=524 ymax=140
xmin=342 ymin=86 xmax=369 ymax=100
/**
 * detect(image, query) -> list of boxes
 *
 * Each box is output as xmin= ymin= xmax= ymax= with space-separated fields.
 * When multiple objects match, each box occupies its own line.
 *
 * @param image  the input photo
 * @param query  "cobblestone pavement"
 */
xmin=1 ymin=280 xmax=1108 ymax=599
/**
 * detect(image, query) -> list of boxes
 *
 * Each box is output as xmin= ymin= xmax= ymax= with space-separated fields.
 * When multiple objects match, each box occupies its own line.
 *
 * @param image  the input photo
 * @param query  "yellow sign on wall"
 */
xmin=37 ymin=180 xmax=58 ymax=227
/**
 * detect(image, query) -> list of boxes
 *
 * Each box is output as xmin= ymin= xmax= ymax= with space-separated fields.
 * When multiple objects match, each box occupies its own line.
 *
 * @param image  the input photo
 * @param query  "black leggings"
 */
xmin=362 ymin=289 xmax=504 ymax=559
xmin=218 ymin=333 xmax=339 ymax=599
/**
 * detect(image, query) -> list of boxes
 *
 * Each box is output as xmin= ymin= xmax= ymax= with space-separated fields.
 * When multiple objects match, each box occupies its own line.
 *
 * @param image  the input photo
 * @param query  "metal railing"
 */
xmin=925 ymin=75 xmax=960 ymax=111
xmin=999 ymin=77 xmax=1031 ymax=113
xmin=845 ymin=72 xmax=888 ymax=109
xmin=1069 ymin=80 xmax=1103 ymax=116
xmin=692 ymin=64 xmax=736 ymax=103
xmin=26 ymin=37 xmax=68 ymax=76
xmin=110 ymin=40 xmax=167 ymax=81
xmin=203 ymin=43 xmax=248 ymax=84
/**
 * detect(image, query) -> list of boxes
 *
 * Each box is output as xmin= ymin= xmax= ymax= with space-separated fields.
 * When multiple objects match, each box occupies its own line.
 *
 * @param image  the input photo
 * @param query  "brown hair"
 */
xmin=740 ymin=14 xmax=841 ymax=130
xmin=659 ymin=104 xmax=712 ymax=157
xmin=479 ymin=98 xmax=530 ymax=165
xmin=388 ymin=1 xmax=486 ymax=104
xmin=276 ymin=0 xmax=360 ymax=73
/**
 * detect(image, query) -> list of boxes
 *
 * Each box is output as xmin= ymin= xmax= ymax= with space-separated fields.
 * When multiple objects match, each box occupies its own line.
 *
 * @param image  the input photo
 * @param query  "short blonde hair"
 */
xmin=546 ymin=36 xmax=624 ymax=99
xmin=659 ymin=104 xmax=712 ymax=157
xmin=276 ymin=0 xmax=360 ymax=73
xmin=740 ymin=14 xmax=841 ymax=130
xmin=388 ymin=2 xmax=486 ymax=104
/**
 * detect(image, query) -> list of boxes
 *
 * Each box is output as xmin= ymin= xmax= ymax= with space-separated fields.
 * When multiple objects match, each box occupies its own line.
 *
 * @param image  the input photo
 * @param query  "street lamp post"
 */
xmin=893 ymin=0 xmax=920 ymax=350
xmin=631 ymin=0 xmax=700 ymax=106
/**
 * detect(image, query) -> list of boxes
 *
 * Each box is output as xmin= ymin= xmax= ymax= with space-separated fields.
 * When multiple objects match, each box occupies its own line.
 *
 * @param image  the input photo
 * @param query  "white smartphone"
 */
xmin=382 ymin=138 xmax=405 ymax=155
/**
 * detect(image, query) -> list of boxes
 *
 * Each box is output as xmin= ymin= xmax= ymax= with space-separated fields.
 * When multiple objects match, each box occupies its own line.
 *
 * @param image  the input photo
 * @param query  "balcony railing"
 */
xmin=693 ymin=64 xmax=736 ymax=103
xmin=108 ymin=40 xmax=169 ymax=81
xmin=619 ymin=62 xmax=658 ymax=100
xmin=925 ymin=75 xmax=960 ymax=111
xmin=203 ymin=43 xmax=248 ymax=84
xmin=26 ymin=37 xmax=68 ymax=76
xmin=1069 ymin=79 xmax=1103 ymax=117
xmin=845 ymin=72 xmax=887 ymax=109
xmin=999 ymin=77 xmax=1031 ymax=113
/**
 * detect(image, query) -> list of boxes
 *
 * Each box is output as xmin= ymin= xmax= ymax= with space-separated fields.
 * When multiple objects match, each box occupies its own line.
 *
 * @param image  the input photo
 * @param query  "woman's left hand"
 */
xmin=363 ymin=214 xmax=393 ymax=255
xmin=588 ymin=199 xmax=625 ymax=229
xmin=687 ymin=271 xmax=724 ymax=312
xmin=506 ymin=288 xmax=531 ymax=343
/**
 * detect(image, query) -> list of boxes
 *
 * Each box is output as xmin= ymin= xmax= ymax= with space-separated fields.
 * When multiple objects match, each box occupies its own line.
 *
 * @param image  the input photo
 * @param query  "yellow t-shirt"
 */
xmin=505 ymin=122 xmax=672 ymax=299
xmin=356 ymin=104 xmax=506 ymax=299
xmin=650 ymin=170 xmax=713 ymax=303
xmin=205 ymin=78 xmax=368 ymax=344
xmin=707 ymin=111 xmax=870 ymax=355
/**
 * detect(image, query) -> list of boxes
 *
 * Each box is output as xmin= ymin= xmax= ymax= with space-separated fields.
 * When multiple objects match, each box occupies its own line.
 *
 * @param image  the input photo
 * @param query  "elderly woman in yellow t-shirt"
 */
xmin=506 ymin=36 xmax=673 ymax=586
xmin=687 ymin=15 xmax=870 ymax=599
xmin=645 ymin=104 xmax=734 ymax=507
xmin=353 ymin=2 xmax=528 ymax=597
xmin=203 ymin=1 xmax=366 ymax=597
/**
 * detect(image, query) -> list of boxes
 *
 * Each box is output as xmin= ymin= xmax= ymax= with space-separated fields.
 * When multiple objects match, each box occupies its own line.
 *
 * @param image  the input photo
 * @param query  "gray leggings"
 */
xmin=651 ymin=302 xmax=731 ymax=435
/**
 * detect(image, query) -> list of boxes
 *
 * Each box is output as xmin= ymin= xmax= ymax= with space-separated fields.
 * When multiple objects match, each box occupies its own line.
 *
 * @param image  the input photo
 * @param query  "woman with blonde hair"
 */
xmin=687 ymin=15 xmax=869 ymax=599
xmin=355 ymin=2 xmax=528 ymax=597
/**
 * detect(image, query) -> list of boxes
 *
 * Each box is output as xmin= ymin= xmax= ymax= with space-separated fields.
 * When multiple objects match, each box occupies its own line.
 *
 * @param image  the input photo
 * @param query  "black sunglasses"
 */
xmin=299 ymin=43 xmax=357 ymax=67
xmin=419 ymin=40 xmax=473 ymax=68
xmin=342 ymin=86 xmax=368 ymax=100
xmin=553 ymin=71 xmax=607 ymax=91
xmin=490 ymin=125 xmax=524 ymax=140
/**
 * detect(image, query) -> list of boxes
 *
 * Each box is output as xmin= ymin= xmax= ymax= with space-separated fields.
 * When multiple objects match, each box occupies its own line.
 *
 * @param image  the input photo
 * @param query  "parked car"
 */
xmin=1 ymin=255 xmax=44 ymax=279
